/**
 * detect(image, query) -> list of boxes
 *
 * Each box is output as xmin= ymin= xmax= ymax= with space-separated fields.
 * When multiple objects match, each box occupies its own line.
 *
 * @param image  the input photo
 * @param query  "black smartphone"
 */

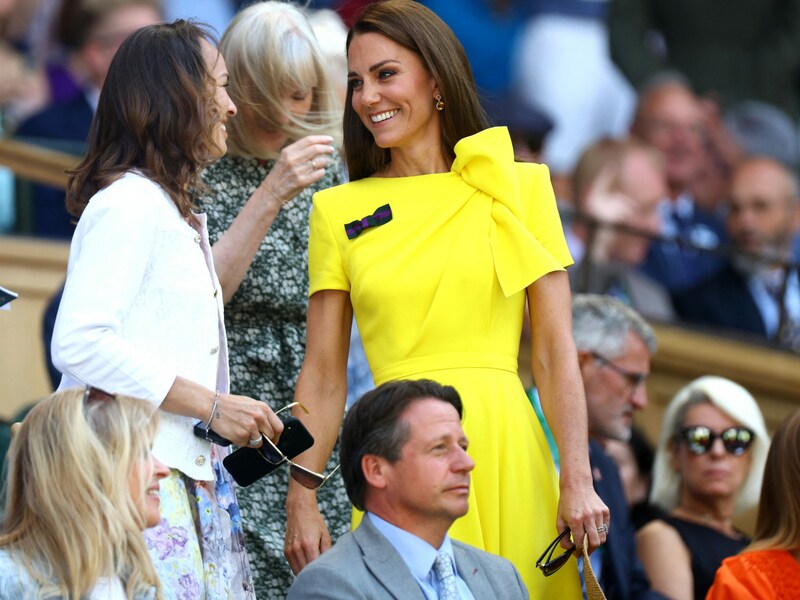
xmin=222 ymin=416 xmax=314 ymax=487
xmin=193 ymin=421 xmax=232 ymax=447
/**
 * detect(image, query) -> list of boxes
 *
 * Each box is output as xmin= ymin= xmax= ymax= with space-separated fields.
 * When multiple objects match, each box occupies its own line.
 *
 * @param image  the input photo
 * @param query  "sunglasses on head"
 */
xmin=535 ymin=528 xmax=575 ymax=577
xmin=83 ymin=385 xmax=115 ymax=404
xmin=677 ymin=425 xmax=754 ymax=456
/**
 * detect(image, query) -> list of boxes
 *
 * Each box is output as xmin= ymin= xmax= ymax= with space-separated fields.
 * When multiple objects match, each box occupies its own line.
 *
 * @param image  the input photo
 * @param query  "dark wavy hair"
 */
xmin=343 ymin=0 xmax=488 ymax=181
xmin=340 ymin=379 xmax=463 ymax=511
xmin=67 ymin=20 xmax=223 ymax=218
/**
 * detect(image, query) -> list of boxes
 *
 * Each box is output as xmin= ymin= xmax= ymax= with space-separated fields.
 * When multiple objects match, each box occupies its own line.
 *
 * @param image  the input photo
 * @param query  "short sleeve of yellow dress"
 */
xmin=308 ymin=127 xmax=581 ymax=597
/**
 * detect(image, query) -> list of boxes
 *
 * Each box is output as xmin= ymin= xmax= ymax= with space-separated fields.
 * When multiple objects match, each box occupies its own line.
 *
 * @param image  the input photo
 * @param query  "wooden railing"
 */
xmin=0 ymin=138 xmax=78 ymax=189
xmin=0 ymin=139 xmax=76 ymax=418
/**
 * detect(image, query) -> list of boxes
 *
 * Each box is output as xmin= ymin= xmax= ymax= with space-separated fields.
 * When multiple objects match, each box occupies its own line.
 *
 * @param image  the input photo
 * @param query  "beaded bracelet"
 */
xmin=205 ymin=389 xmax=220 ymax=431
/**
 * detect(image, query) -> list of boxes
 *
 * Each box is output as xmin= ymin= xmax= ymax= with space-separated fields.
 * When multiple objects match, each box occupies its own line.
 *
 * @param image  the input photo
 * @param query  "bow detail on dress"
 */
xmin=345 ymin=204 xmax=393 ymax=240
xmin=451 ymin=127 xmax=565 ymax=297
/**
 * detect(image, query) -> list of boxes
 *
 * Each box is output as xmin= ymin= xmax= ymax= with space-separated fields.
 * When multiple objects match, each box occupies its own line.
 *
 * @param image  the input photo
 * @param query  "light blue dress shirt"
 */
xmin=367 ymin=513 xmax=476 ymax=600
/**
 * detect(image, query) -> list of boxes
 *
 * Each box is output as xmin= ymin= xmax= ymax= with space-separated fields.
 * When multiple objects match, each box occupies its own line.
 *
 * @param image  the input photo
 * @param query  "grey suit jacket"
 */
xmin=287 ymin=516 xmax=529 ymax=599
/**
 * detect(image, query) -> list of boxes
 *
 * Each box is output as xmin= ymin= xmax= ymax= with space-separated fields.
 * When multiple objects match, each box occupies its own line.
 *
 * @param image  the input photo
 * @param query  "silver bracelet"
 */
xmin=205 ymin=390 xmax=220 ymax=431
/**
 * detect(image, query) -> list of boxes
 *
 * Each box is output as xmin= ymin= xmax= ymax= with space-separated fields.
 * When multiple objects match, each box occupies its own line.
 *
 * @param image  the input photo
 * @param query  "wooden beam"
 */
xmin=0 ymin=139 xmax=80 ymax=189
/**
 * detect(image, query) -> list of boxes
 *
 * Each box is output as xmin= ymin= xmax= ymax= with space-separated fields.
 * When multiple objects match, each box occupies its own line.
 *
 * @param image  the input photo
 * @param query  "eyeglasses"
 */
xmin=258 ymin=402 xmax=341 ymax=490
xmin=677 ymin=425 xmax=754 ymax=456
xmin=83 ymin=385 xmax=115 ymax=404
xmin=536 ymin=528 xmax=575 ymax=577
xmin=591 ymin=352 xmax=648 ymax=392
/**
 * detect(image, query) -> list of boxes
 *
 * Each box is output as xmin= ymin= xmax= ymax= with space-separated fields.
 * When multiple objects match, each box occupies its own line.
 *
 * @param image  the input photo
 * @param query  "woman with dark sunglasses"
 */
xmin=637 ymin=376 xmax=770 ymax=600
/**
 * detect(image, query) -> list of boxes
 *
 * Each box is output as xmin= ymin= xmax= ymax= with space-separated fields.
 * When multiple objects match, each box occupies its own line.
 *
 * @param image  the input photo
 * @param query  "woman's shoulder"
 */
xmin=0 ymin=550 xmax=36 ymax=599
xmin=637 ymin=517 xmax=689 ymax=552
xmin=83 ymin=172 xmax=178 ymax=221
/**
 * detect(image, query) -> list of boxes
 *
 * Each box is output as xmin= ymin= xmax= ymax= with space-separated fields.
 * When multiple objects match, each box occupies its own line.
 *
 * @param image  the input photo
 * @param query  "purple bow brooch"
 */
xmin=344 ymin=204 xmax=392 ymax=240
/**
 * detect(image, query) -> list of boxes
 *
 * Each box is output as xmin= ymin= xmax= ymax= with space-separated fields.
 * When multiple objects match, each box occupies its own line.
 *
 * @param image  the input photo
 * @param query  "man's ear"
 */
xmin=362 ymin=454 xmax=390 ymax=490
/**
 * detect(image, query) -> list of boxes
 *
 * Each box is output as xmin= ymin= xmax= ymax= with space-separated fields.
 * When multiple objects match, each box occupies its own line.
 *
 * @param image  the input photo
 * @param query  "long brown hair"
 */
xmin=749 ymin=408 xmax=800 ymax=553
xmin=67 ymin=20 xmax=223 ymax=218
xmin=343 ymin=0 xmax=488 ymax=181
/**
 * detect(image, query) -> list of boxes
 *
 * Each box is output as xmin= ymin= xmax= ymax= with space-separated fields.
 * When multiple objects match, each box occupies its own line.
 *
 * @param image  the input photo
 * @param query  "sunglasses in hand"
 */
xmin=222 ymin=402 xmax=339 ymax=489
xmin=536 ymin=528 xmax=576 ymax=577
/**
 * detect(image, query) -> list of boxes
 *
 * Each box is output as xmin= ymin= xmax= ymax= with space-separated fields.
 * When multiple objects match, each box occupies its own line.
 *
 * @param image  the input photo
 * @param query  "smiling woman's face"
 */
xmin=201 ymin=39 xmax=237 ymax=160
xmin=129 ymin=453 xmax=170 ymax=529
xmin=346 ymin=32 xmax=441 ymax=156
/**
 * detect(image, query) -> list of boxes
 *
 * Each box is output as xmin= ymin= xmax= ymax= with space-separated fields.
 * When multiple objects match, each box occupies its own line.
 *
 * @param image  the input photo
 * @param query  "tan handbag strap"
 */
xmin=582 ymin=533 xmax=607 ymax=600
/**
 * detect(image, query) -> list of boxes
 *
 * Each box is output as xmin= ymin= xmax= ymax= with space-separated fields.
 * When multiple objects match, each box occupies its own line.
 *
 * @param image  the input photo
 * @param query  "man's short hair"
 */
xmin=340 ymin=379 xmax=463 ymax=511
xmin=572 ymin=293 xmax=657 ymax=357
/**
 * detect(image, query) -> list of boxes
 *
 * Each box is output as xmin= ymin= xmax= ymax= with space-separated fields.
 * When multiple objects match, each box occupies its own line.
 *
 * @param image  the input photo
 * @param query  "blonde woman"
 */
xmin=0 ymin=387 xmax=169 ymax=600
xmin=638 ymin=376 xmax=770 ymax=600
xmin=198 ymin=2 xmax=348 ymax=596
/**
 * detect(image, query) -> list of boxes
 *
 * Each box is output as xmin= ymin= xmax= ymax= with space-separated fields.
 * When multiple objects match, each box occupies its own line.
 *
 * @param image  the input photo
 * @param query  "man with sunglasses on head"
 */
xmin=569 ymin=294 xmax=667 ymax=600
xmin=287 ymin=379 xmax=528 ymax=600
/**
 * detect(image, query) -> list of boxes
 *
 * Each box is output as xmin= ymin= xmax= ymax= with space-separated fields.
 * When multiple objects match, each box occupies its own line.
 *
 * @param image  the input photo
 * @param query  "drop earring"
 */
xmin=434 ymin=95 xmax=444 ymax=111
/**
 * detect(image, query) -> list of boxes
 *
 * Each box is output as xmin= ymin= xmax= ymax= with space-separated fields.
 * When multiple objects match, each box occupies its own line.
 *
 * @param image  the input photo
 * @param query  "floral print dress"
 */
xmin=200 ymin=153 xmax=350 ymax=599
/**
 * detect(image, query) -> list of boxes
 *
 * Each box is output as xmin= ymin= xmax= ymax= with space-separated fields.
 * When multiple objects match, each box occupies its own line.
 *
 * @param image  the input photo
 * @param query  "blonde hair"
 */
xmin=1 ymin=388 xmax=161 ymax=600
xmin=748 ymin=408 xmax=800 ymax=553
xmin=220 ymin=0 xmax=341 ymax=159
xmin=649 ymin=376 xmax=770 ymax=515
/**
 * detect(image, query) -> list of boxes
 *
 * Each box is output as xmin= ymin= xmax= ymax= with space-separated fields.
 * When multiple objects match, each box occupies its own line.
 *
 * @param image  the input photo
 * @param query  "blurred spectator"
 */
xmin=672 ymin=157 xmax=800 ymax=352
xmin=512 ymin=0 xmax=636 ymax=193
xmin=707 ymin=408 xmax=800 ymax=599
xmin=570 ymin=294 xmax=666 ymax=599
xmin=630 ymin=77 xmax=728 ymax=293
xmin=0 ymin=0 xmax=57 ymax=127
xmin=14 ymin=0 xmax=163 ymax=239
xmin=603 ymin=426 xmax=661 ymax=530
xmin=723 ymin=100 xmax=800 ymax=172
xmin=567 ymin=137 xmax=675 ymax=321
xmin=608 ymin=0 xmax=800 ymax=121
xmin=638 ymin=376 xmax=770 ymax=600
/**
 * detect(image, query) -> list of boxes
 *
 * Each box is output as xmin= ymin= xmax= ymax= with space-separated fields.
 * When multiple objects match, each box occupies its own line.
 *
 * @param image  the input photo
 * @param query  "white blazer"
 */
xmin=53 ymin=172 xmax=229 ymax=480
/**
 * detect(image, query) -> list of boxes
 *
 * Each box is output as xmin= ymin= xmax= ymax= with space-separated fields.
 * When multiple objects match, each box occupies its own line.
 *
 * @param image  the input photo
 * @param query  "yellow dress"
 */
xmin=309 ymin=127 xmax=582 ymax=597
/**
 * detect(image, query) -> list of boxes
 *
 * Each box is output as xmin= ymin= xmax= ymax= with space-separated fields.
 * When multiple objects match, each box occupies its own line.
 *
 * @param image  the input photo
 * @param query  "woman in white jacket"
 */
xmin=51 ymin=20 xmax=282 ymax=599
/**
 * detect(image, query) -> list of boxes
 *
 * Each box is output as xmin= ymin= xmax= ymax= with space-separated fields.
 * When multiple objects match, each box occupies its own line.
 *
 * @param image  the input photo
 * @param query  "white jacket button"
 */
xmin=195 ymin=455 xmax=206 ymax=466
xmin=210 ymin=346 xmax=219 ymax=355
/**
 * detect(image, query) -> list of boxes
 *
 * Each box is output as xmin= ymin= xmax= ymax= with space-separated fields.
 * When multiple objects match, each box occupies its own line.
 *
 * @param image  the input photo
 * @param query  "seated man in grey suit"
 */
xmin=287 ymin=379 xmax=528 ymax=599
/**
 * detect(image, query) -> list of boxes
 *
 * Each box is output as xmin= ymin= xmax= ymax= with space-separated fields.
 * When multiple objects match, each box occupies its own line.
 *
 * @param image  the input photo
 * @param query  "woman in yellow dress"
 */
xmin=284 ymin=1 xmax=607 ymax=595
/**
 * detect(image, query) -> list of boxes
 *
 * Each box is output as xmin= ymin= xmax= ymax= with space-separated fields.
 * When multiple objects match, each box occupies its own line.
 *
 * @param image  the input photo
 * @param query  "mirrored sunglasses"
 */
xmin=536 ymin=528 xmax=575 ymax=577
xmin=677 ymin=425 xmax=754 ymax=456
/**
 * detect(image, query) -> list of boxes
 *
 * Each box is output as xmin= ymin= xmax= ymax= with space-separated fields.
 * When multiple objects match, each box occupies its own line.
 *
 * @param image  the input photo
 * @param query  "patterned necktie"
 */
xmin=433 ymin=550 xmax=459 ymax=600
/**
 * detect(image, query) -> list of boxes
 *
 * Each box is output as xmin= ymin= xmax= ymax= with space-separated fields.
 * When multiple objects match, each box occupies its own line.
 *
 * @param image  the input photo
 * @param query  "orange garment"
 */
xmin=706 ymin=549 xmax=800 ymax=599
